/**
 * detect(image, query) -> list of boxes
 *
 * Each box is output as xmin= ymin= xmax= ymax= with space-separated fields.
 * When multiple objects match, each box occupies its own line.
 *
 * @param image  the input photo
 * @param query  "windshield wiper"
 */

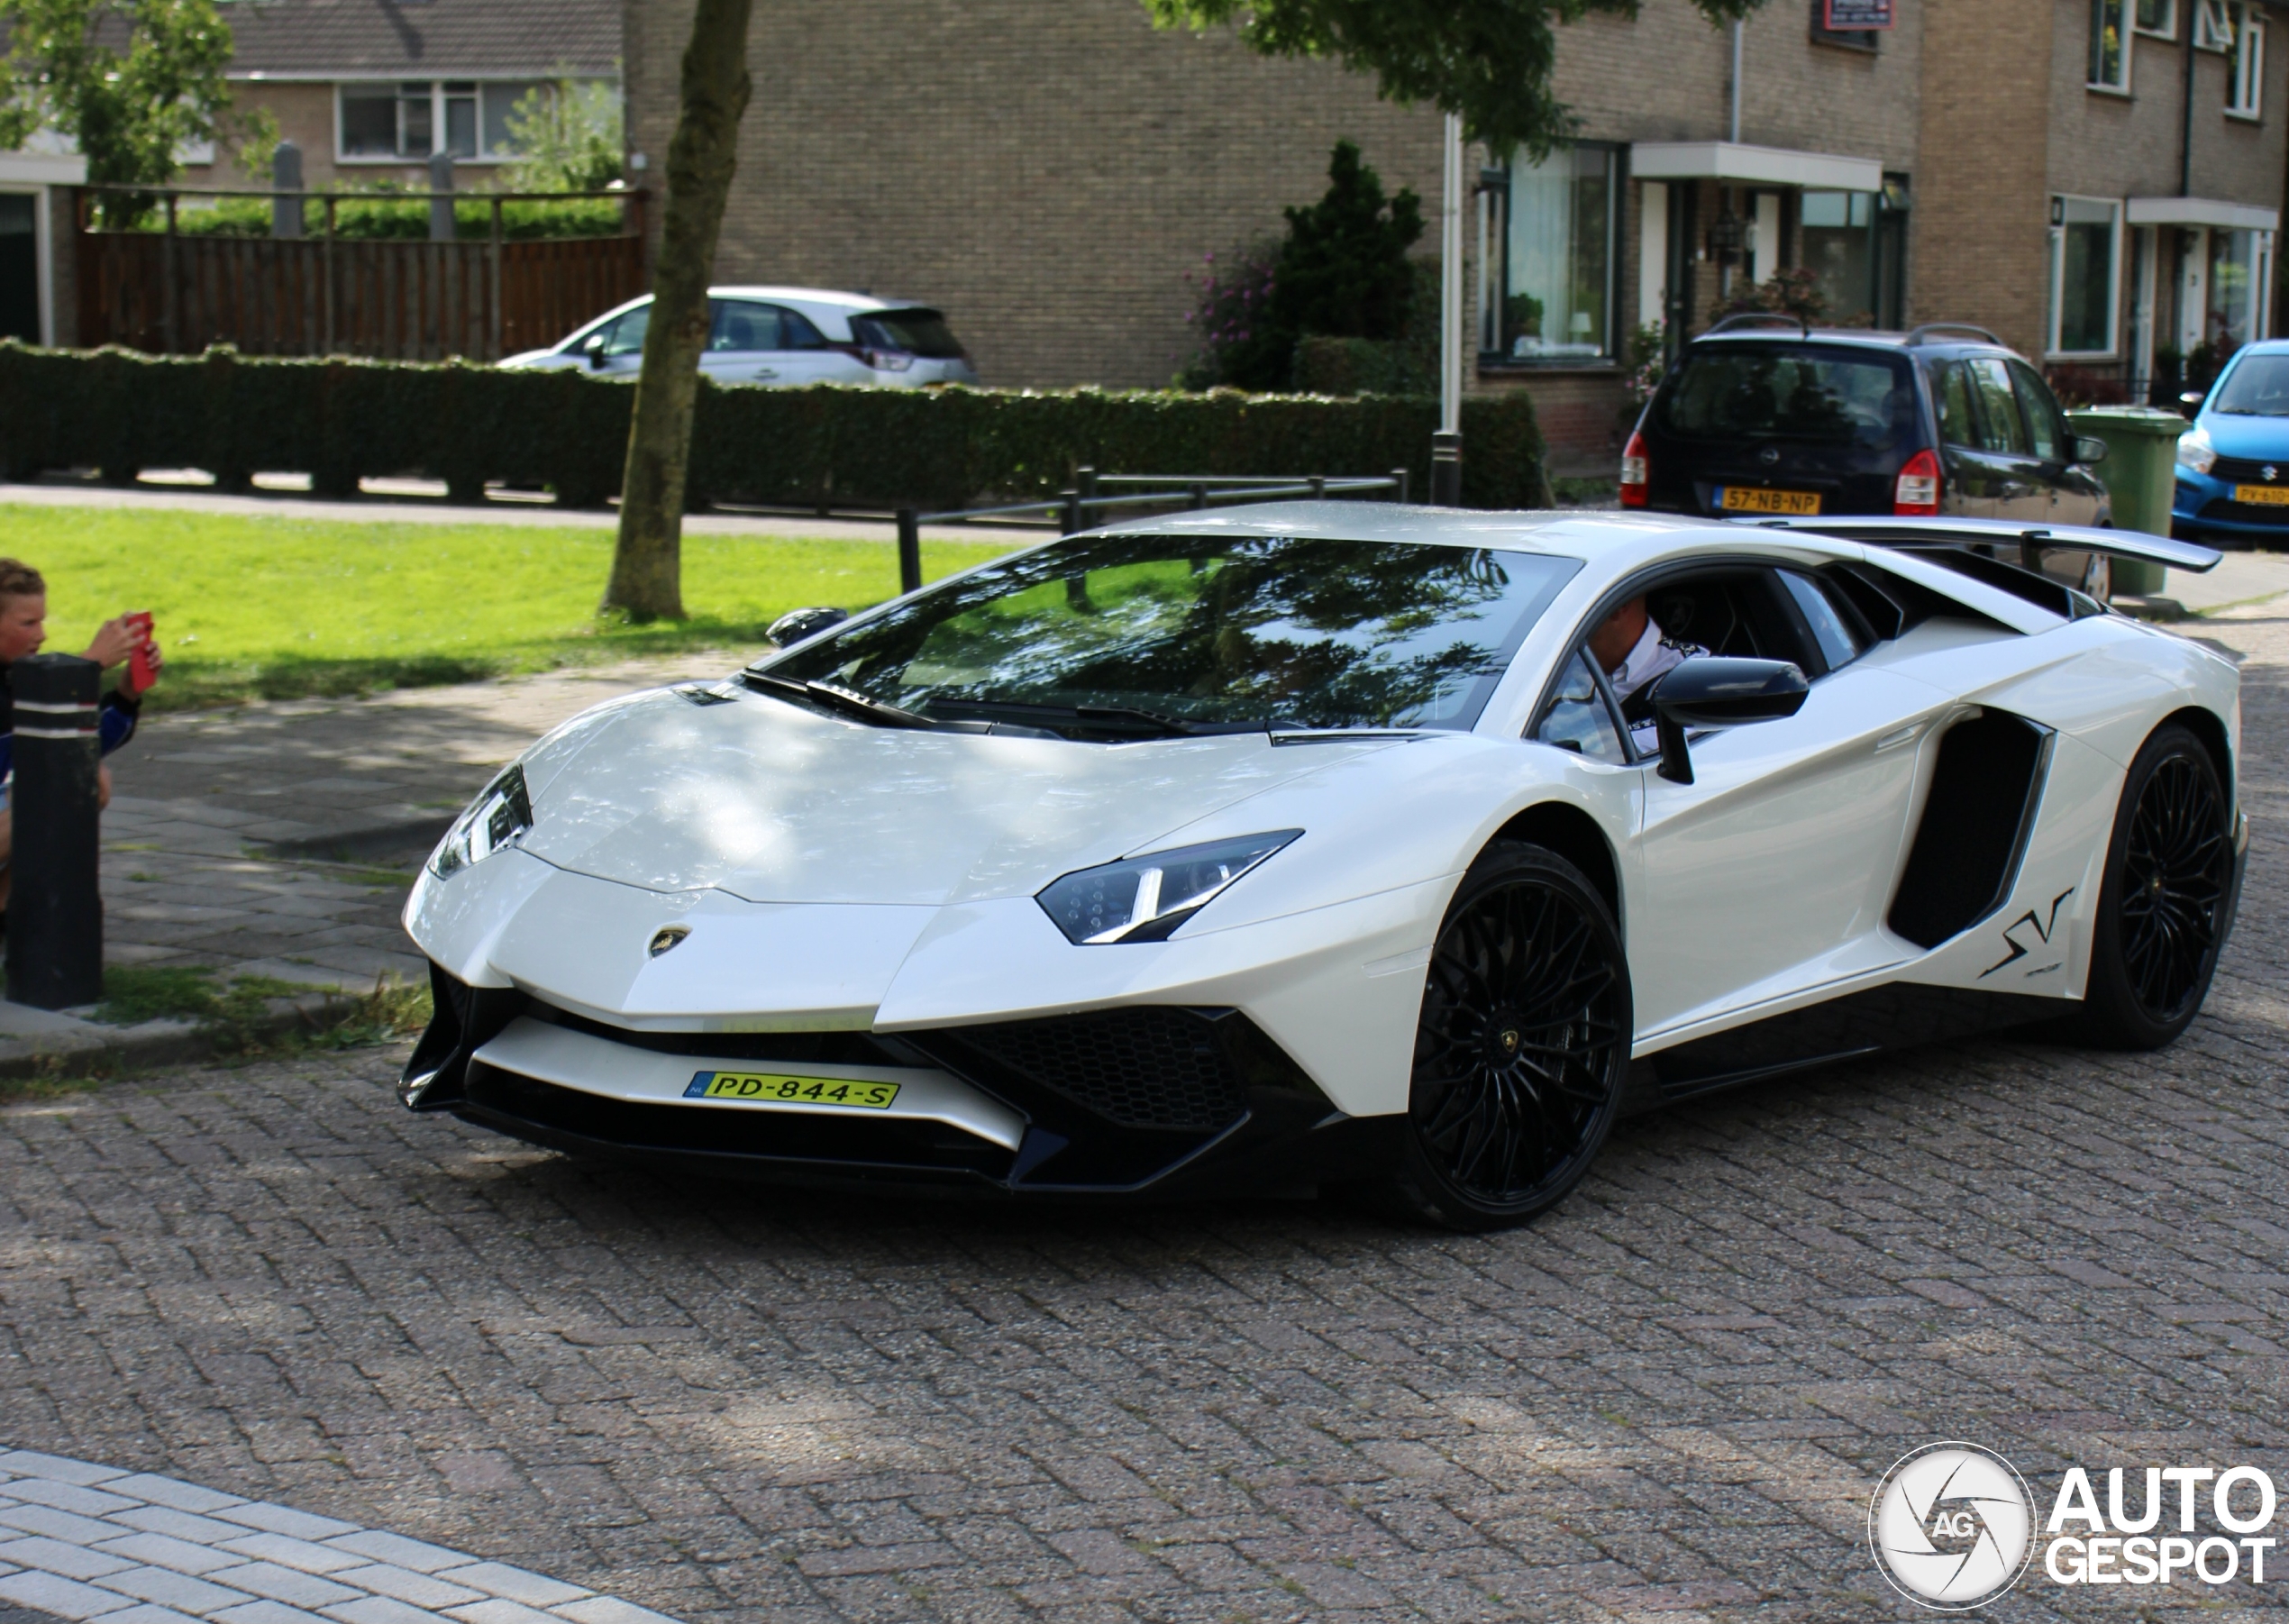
xmin=918 ymin=698 xmax=1263 ymax=738
xmin=742 ymin=671 xmax=961 ymax=731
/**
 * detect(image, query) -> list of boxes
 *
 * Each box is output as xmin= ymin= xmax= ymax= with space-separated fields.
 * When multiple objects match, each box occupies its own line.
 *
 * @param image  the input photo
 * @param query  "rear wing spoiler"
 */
xmin=1731 ymin=515 xmax=2222 ymax=575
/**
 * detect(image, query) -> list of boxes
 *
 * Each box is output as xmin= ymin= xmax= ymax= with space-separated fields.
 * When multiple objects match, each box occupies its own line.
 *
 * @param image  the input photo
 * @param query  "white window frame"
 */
xmin=2047 ymin=195 xmax=2126 ymax=360
xmin=2227 ymin=6 xmax=2266 ymax=117
xmin=335 ymin=80 xmax=530 ymax=165
xmin=2195 ymin=0 xmax=2234 ymax=50
xmin=2090 ymin=0 xmax=2134 ymax=92
xmin=2134 ymin=0 xmax=2177 ymax=37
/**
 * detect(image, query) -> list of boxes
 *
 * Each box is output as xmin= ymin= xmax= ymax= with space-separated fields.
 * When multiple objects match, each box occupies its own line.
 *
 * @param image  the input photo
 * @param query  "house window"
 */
xmin=2090 ymin=0 xmax=2131 ymax=90
xmin=2135 ymin=0 xmax=2176 ymax=36
xmin=338 ymin=80 xmax=568 ymax=162
xmin=2195 ymin=0 xmax=2234 ymax=50
xmin=1801 ymin=190 xmax=1879 ymax=324
xmin=1810 ymin=0 xmax=1880 ymax=51
xmin=482 ymin=81 xmax=548 ymax=158
xmin=2226 ymin=5 xmax=2266 ymax=115
xmin=1491 ymin=144 xmax=1616 ymax=362
xmin=2049 ymin=196 xmax=2123 ymax=357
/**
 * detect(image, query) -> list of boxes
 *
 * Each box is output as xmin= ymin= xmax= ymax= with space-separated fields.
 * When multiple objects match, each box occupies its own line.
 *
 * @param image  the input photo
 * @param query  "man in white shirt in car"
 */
xmin=1587 ymin=595 xmax=1707 ymax=753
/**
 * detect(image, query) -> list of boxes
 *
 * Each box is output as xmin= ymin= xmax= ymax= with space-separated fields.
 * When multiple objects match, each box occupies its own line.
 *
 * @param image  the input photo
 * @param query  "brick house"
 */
xmin=621 ymin=0 xmax=2288 ymax=477
xmin=186 ymin=0 xmax=622 ymax=191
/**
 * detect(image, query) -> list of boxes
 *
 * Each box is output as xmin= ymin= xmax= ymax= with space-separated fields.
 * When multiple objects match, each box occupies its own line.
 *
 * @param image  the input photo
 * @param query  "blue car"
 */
xmin=2174 ymin=339 xmax=2289 ymax=544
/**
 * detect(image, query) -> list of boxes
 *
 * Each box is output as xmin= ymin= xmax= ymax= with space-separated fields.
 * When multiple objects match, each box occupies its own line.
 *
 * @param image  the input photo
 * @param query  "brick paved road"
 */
xmin=4 ymin=607 xmax=2285 ymax=1624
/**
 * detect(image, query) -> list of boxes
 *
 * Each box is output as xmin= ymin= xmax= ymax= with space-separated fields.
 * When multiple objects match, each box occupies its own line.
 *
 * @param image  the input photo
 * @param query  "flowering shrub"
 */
xmin=1622 ymin=323 xmax=1667 ymax=408
xmin=1175 ymin=245 xmax=1284 ymax=390
xmin=1710 ymin=267 xmax=1828 ymax=325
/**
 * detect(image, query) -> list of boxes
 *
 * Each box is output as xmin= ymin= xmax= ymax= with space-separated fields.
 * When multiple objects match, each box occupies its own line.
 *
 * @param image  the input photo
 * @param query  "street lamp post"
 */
xmin=1433 ymin=112 xmax=1464 ymax=506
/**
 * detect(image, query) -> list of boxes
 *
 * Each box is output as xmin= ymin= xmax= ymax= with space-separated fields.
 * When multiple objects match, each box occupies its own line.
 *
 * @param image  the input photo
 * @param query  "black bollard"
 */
xmin=5 ymin=653 xmax=103 ymax=1010
xmin=895 ymin=506 xmax=922 ymax=595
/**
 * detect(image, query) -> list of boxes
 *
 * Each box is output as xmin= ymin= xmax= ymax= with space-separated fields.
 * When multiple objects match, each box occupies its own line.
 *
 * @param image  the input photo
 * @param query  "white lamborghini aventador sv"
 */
xmin=401 ymin=504 xmax=2246 ymax=1228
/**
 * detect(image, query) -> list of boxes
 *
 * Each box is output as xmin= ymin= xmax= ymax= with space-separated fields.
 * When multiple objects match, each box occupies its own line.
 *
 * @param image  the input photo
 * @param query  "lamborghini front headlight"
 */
xmin=430 ymin=764 xmax=533 ymax=879
xmin=1036 ymin=830 xmax=1301 ymax=944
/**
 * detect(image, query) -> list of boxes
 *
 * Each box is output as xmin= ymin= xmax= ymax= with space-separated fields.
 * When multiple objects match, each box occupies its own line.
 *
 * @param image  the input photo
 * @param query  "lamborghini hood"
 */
xmin=511 ymin=687 xmax=1399 ymax=905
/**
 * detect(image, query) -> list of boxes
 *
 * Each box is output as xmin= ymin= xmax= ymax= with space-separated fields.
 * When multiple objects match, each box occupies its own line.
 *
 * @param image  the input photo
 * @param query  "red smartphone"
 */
xmin=124 ymin=610 xmax=157 ymax=695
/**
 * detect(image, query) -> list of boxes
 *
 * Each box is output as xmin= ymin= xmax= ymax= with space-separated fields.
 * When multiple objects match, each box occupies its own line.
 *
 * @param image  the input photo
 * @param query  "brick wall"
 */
xmin=1911 ymin=0 xmax=2056 ymax=359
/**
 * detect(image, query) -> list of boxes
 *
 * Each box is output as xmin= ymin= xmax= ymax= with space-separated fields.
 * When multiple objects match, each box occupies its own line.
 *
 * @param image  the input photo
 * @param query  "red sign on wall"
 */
xmin=1825 ymin=0 xmax=1895 ymax=26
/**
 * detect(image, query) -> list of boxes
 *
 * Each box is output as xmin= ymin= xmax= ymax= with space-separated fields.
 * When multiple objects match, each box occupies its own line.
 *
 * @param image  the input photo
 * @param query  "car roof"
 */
xmin=707 ymin=286 xmax=932 ymax=311
xmin=1686 ymin=329 xmax=2014 ymax=357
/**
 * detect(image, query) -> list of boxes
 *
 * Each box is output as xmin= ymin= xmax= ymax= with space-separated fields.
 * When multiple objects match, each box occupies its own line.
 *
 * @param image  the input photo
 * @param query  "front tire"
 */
xmin=1384 ymin=842 xmax=1631 ymax=1230
xmin=2061 ymin=723 xmax=2232 ymax=1050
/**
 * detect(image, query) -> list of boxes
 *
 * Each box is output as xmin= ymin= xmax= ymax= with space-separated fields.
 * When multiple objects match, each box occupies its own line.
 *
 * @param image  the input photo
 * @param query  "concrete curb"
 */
xmin=0 ymin=989 xmax=360 ymax=1081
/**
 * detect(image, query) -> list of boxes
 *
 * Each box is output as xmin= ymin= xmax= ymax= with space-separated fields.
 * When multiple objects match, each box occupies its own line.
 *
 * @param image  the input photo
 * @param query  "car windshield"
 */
xmin=851 ymin=309 xmax=964 ymax=357
xmin=1656 ymin=344 xmax=1915 ymax=447
xmin=766 ymin=533 xmax=1580 ymax=733
xmin=2211 ymin=354 xmax=2289 ymax=415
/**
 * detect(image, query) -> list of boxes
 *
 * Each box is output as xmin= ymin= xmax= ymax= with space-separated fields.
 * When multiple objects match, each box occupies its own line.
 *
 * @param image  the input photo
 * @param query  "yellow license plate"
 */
xmin=2234 ymin=483 xmax=2289 ymax=505
xmin=1719 ymin=487 xmax=1821 ymax=515
xmin=683 ymin=1072 xmax=901 ymax=1109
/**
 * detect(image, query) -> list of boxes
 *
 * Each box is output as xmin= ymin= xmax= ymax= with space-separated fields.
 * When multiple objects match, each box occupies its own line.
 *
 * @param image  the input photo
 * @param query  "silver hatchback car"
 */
xmin=501 ymin=285 xmax=980 ymax=388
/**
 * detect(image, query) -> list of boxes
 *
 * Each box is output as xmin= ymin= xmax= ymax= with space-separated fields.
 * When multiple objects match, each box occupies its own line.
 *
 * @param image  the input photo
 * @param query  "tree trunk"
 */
xmin=599 ymin=0 xmax=753 ymax=622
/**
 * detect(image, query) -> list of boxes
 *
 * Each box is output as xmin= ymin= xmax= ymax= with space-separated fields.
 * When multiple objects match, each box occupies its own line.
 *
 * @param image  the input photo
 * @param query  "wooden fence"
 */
xmin=74 ymin=187 xmax=647 ymax=362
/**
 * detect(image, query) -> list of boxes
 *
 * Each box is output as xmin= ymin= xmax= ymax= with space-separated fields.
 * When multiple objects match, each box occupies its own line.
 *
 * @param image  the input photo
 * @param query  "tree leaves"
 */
xmin=0 ymin=0 xmax=238 ymax=223
xmin=1143 ymin=0 xmax=1767 ymax=158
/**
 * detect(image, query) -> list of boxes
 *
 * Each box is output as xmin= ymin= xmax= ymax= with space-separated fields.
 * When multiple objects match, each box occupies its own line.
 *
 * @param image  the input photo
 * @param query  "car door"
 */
xmin=1931 ymin=358 xmax=2002 ymax=518
xmin=1618 ymin=563 xmax=1947 ymax=1038
xmin=1963 ymin=355 xmax=2052 ymax=520
xmin=699 ymin=298 xmax=786 ymax=384
xmin=2009 ymin=359 xmax=2105 ymax=526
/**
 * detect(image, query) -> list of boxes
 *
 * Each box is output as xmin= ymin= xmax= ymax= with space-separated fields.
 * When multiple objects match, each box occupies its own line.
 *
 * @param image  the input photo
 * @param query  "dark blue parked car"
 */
xmin=1624 ymin=316 xmax=2116 ymax=593
xmin=2173 ymin=340 xmax=2289 ymax=545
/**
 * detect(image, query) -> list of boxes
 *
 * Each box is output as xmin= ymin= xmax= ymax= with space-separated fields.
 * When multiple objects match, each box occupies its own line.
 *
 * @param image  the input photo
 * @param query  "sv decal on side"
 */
xmin=1981 ymin=888 xmax=2075 ymax=979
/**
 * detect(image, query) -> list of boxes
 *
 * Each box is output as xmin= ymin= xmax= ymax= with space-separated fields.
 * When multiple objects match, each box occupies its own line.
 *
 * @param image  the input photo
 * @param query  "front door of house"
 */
xmin=0 ymin=195 xmax=38 ymax=344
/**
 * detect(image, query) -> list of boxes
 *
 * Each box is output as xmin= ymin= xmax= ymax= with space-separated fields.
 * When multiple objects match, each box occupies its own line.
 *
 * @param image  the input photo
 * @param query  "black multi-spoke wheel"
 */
xmin=1386 ymin=842 xmax=1630 ymax=1229
xmin=2064 ymin=724 xmax=2234 ymax=1050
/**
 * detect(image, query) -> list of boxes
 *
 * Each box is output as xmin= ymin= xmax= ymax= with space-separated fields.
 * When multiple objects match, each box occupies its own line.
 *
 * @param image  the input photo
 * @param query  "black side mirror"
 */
xmin=2074 ymin=435 xmax=2110 ymax=466
xmin=584 ymin=333 xmax=609 ymax=370
xmin=767 ymin=606 xmax=850 ymax=647
xmin=1649 ymin=658 xmax=1810 ymax=785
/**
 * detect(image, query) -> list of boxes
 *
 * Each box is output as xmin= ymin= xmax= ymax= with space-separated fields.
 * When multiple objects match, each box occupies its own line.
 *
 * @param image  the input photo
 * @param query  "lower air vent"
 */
xmin=947 ymin=1008 xmax=1249 ymax=1130
xmin=1888 ymin=709 xmax=2053 ymax=949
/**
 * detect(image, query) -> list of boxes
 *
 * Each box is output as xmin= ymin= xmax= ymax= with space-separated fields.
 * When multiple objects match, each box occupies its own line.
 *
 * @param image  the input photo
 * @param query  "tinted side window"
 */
xmin=708 ymin=300 xmax=784 ymax=351
xmin=1780 ymin=571 xmax=1868 ymax=674
xmin=1966 ymin=357 xmax=2029 ymax=455
xmin=2008 ymin=360 xmax=2068 ymax=461
xmin=1934 ymin=360 xmax=1979 ymax=447
xmin=1535 ymin=652 xmax=1629 ymax=764
xmin=598 ymin=306 xmax=649 ymax=357
xmin=778 ymin=306 xmax=829 ymax=350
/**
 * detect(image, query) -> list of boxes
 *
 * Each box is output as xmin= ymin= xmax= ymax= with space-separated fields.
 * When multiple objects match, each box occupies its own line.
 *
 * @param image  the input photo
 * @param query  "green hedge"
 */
xmin=0 ymin=342 xmax=1547 ymax=512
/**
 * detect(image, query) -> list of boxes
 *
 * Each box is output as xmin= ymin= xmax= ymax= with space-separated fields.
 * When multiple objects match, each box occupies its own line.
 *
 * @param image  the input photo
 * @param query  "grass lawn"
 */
xmin=6 ymin=504 xmax=1016 ymax=709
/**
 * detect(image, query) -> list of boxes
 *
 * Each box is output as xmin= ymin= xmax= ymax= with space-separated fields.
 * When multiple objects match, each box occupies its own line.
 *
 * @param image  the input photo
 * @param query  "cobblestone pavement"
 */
xmin=3 ymin=606 xmax=2284 ymax=1623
